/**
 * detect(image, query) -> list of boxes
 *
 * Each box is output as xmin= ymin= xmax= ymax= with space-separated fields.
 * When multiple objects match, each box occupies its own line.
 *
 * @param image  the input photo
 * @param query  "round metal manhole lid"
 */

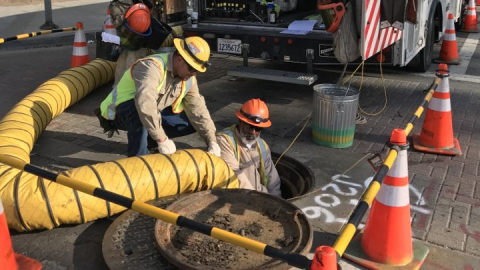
xmin=154 ymin=189 xmax=313 ymax=270
xmin=102 ymin=196 xmax=184 ymax=270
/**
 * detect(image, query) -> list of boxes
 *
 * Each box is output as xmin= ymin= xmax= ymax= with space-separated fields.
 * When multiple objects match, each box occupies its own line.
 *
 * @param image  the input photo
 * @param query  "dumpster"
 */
xmin=312 ymin=84 xmax=359 ymax=148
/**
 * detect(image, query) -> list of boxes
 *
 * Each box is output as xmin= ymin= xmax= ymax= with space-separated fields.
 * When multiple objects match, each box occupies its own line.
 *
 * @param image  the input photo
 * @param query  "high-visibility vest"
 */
xmin=217 ymin=125 xmax=269 ymax=187
xmin=100 ymin=53 xmax=195 ymax=120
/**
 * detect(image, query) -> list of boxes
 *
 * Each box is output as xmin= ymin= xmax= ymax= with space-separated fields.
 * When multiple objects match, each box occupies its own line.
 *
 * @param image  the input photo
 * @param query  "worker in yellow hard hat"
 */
xmin=216 ymin=99 xmax=282 ymax=197
xmin=96 ymin=36 xmax=221 ymax=157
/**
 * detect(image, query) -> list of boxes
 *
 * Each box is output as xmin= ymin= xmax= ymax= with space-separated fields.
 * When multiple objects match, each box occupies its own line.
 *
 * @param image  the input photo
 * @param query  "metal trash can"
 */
xmin=312 ymin=84 xmax=359 ymax=148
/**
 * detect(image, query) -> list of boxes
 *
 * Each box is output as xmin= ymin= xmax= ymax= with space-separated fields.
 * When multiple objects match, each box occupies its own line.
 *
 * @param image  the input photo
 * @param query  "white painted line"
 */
xmin=449 ymin=32 xmax=480 ymax=75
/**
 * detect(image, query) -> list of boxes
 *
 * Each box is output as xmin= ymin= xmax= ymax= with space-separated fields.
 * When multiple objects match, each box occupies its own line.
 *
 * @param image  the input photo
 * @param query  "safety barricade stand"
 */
xmin=0 ymin=198 xmax=42 ymax=270
xmin=332 ymin=71 xmax=445 ymax=269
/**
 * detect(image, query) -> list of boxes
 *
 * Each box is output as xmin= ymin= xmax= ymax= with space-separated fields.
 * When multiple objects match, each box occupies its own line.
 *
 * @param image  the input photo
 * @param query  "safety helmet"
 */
xmin=124 ymin=3 xmax=151 ymax=35
xmin=173 ymin=37 xmax=211 ymax=73
xmin=235 ymin=99 xmax=272 ymax=128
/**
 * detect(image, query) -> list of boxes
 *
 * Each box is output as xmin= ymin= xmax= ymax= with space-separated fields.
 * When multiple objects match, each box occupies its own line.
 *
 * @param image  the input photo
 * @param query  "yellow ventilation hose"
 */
xmin=0 ymin=59 xmax=238 ymax=232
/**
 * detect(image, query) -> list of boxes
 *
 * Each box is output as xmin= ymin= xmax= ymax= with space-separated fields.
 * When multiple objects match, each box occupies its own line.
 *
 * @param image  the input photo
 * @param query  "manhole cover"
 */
xmin=102 ymin=196 xmax=184 ymax=270
xmin=155 ymin=189 xmax=313 ymax=270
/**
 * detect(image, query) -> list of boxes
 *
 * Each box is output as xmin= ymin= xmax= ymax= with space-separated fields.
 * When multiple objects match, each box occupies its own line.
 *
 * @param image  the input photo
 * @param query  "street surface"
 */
xmin=1 ymin=1 xmax=480 ymax=270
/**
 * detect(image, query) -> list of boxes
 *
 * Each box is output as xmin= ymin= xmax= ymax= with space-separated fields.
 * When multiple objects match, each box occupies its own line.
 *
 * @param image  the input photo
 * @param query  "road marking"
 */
xmin=449 ymin=32 xmax=480 ymax=75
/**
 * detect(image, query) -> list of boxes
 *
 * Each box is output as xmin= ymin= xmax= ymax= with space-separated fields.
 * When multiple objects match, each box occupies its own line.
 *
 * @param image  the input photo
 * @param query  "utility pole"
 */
xmin=40 ymin=0 xmax=59 ymax=29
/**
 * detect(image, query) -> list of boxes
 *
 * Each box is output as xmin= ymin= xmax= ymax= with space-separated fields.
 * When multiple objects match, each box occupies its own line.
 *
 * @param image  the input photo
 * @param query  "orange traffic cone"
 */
xmin=310 ymin=246 xmax=338 ymax=270
xmin=434 ymin=13 xmax=460 ymax=65
xmin=460 ymin=0 xmax=480 ymax=32
xmin=71 ymin=22 xmax=90 ymax=67
xmin=412 ymin=64 xmax=462 ymax=155
xmin=0 ymin=199 xmax=42 ymax=270
xmin=343 ymin=129 xmax=429 ymax=269
xmin=104 ymin=8 xmax=117 ymax=36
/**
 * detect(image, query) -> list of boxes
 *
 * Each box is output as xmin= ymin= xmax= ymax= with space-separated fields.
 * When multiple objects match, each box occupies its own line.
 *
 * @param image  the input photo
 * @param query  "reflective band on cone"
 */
xmin=460 ymin=0 xmax=480 ymax=33
xmin=434 ymin=13 xmax=460 ymax=65
xmin=413 ymin=64 xmax=462 ymax=155
xmin=71 ymin=22 xmax=90 ymax=67
xmin=362 ymin=147 xmax=412 ymax=265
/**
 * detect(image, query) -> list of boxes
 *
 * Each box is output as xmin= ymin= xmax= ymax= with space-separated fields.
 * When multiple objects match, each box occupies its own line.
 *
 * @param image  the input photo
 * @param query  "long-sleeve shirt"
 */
xmin=216 ymin=125 xmax=281 ymax=197
xmin=130 ymin=52 xmax=217 ymax=144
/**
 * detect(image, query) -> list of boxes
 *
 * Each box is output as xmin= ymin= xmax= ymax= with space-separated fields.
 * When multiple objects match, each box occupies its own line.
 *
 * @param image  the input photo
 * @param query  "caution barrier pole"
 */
xmin=0 ymin=198 xmax=42 ymax=270
xmin=0 ymin=154 xmax=312 ymax=270
xmin=0 ymin=27 xmax=76 ymax=44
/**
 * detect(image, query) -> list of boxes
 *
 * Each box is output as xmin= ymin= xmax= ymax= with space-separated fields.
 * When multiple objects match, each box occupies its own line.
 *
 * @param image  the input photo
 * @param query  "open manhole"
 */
xmin=103 ymin=155 xmax=315 ymax=270
xmin=272 ymin=153 xmax=315 ymax=200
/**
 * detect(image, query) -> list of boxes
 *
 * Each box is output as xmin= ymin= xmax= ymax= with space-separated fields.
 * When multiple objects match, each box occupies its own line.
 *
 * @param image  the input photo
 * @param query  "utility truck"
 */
xmin=158 ymin=0 xmax=465 ymax=85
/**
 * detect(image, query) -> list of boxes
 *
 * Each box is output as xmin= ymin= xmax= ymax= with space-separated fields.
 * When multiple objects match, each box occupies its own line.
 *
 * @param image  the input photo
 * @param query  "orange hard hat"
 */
xmin=235 ymin=99 xmax=271 ymax=128
xmin=125 ymin=3 xmax=151 ymax=34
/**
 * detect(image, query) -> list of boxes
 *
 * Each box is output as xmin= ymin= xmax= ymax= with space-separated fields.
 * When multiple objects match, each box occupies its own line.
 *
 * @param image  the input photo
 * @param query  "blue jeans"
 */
xmin=113 ymin=99 xmax=196 ymax=157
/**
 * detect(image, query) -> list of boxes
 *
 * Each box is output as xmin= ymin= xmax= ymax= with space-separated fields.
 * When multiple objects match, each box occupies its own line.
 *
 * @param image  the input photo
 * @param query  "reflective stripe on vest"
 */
xmin=171 ymin=76 xmax=194 ymax=114
xmin=100 ymin=53 xmax=168 ymax=120
xmin=217 ymin=125 xmax=269 ymax=187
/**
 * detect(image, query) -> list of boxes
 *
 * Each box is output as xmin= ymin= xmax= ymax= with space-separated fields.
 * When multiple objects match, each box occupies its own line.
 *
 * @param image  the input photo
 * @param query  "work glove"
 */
xmin=207 ymin=141 xmax=221 ymax=157
xmin=157 ymin=137 xmax=176 ymax=155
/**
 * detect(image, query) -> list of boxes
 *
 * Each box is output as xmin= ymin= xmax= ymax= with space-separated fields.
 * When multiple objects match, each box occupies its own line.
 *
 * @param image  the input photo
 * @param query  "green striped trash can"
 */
xmin=312 ymin=84 xmax=359 ymax=148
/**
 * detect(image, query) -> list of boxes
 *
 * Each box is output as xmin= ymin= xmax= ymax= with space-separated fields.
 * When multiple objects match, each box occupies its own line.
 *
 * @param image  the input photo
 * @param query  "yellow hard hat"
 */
xmin=173 ymin=36 xmax=211 ymax=73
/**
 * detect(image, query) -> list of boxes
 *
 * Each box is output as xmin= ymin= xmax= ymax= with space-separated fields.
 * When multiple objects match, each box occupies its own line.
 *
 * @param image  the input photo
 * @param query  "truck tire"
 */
xmin=413 ymin=17 xmax=434 ymax=72
xmin=411 ymin=3 xmax=438 ymax=72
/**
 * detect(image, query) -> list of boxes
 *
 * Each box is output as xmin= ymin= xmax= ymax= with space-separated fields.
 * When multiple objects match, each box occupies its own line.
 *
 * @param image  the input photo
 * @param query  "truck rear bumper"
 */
xmin=183 ymin=24 xmax=341 ymax=64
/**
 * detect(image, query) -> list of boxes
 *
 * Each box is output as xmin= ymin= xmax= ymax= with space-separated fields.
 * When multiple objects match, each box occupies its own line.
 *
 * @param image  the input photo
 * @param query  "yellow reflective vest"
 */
xmin=217 ymin=125 xmax=269 ymax=187
xmin=100 ymin=53 xmax=194 ymax=120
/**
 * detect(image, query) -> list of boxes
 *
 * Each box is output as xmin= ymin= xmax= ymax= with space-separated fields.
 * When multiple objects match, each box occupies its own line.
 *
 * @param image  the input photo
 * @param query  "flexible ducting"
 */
xmin=0 ymin=59 xmax=238 ymax=232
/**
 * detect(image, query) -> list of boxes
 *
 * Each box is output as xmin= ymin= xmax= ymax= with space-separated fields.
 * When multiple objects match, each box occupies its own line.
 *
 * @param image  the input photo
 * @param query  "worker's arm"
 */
xmin=264 ymin=146 xmax=282 ymax=197
xmin=183 ymin=80 xmax=217 ymax=144
xmin=131 ymin=59 xmax=167 ymax=142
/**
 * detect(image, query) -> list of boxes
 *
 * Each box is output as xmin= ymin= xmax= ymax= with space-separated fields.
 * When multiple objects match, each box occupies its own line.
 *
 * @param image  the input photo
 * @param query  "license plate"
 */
xmin=217 ymin=38 xmax=241 ymax=55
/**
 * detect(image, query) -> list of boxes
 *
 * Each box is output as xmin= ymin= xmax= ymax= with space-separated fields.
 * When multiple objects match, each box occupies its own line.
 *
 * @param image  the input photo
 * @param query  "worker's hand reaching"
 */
xmin=207 ymin=141 xmax=221 ymax=157
xmin=157 ymin=137 xmax=176 ymax=154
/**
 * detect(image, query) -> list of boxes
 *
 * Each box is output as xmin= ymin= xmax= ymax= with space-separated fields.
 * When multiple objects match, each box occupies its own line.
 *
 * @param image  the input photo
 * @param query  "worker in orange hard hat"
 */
xmin=216 ymin=99 xmax=282 ymax=197
xmin=96 ymin=36 xmax=220 ymax=157
xmin=116 ymin=3 xmax=152 ymax=51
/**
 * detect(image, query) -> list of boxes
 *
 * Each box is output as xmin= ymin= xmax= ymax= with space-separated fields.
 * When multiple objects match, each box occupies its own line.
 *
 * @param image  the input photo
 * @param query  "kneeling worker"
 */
xmin=216 ymin=99 xmax=281 ymax=197
xmin=97 ymin=36 xmax=221 ymax=157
